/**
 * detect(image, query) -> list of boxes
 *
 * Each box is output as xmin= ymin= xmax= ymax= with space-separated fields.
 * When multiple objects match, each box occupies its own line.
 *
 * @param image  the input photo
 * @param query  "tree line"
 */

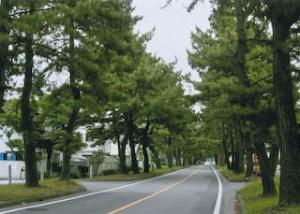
xmin=188 ymin=0 xmax=300 ymax=207
xmin=0 ymin=0 xmax=207 ymax=188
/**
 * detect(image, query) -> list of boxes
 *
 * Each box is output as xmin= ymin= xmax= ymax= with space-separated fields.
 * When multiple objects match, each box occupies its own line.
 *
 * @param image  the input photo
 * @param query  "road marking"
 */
xmin=106 ymin=170 xmax=198 ymax=214
xmin=211 ymin=165 xmax=223 ymax=214
xmin=0 ymin=168 xmax=186 ymax=214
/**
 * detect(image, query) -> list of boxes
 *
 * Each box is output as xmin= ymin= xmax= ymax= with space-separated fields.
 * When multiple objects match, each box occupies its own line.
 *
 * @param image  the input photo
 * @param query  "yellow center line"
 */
xmin=106 ymin=170 xmax=198 ymax=214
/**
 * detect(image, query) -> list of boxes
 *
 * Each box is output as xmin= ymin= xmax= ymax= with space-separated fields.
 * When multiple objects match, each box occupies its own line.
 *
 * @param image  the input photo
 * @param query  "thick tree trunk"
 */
xmin=24 ymin=142 xmax=38 ymax=187
xmin=234 ymin=0 xmax=248 ymax=85
xmin=125 ymin=111 xmax=139 ymax=174
xmin=62 ymin=25 xmax=80 ymax=180
xmin=232 ymin=127 xmax=244 ymax=174
xmin=233 ymin=0 xmax=249 ymax=176
xmin=254 ymin=140 xmax=277 ymax=196
xmin=62 ymin=151 xmax=71 ymax=179
xmin=0 ymin=0 xmax=10 ymax=112
xmin=142 ymin=143 xmax=149 ymax=173
xmin=245 ymin=134 xmax=253 ymax=177
xmin=141 ymin=120 xmax=150 ymax=173
xmin=270 ymin=12 xmax=300 ymax=205
xmin=21 ymin=26 xmax=39 ymax=187
xmin=118 ymin=135 xmax=128 ymax=174
xmin=119 ymin=141 xmax=128 ymax=174
xmin=222 ymin=123 xmax=231 ymax=169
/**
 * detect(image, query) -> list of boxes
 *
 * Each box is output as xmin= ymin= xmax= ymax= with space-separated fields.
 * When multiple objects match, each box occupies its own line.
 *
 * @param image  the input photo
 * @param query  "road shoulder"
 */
xmin=217 ymin=170 xmax=246 ymax=214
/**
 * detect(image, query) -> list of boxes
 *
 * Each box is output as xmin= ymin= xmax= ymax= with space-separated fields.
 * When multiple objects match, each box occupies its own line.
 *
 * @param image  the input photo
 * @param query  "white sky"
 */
xmin=132 ymin=0 xmax=212 ymax=85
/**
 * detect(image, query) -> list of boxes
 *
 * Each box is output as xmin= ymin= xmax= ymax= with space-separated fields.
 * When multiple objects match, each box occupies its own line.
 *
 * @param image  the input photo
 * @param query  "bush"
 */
xmin=78 ymin=165 xmax=88 ymax=177
xmin=103 ymin=169 xmax=118 ymax=176
xmin=70 ymin=172 xmax=80 ymax=179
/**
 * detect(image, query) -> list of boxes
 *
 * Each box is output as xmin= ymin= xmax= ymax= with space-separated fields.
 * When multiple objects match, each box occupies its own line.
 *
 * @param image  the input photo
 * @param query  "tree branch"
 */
xmin=246 ymin=38 xmax=272 ymax=45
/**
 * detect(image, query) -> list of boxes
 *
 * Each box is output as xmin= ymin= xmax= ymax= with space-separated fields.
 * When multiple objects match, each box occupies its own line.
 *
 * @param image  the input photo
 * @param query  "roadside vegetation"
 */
xmin=239 ymin=178 xmax=300 ymax=214
xmin=218 ymin=167 xmax=255 ymax=182
xmin=185 ymin=0 xmax=300 ymax=210
xmin=0 ymin=0 xmax=207 ymax=191
xmin=1 ymin=0 xmax=300 ymax=212
xmin=0 ymin=179 xmax=83 ymax=208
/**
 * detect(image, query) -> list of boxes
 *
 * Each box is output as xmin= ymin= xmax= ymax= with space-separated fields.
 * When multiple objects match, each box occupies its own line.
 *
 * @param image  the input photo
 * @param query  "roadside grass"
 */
xmin=91 ymin=167 xmax=183 ymax=181
xmin=239 ymin=177 xmax=300 ymax=214
xmin=0 ymin=179 xmax=84 ymax=208
xmin=218 ymin=166 xmax=254 ymax=182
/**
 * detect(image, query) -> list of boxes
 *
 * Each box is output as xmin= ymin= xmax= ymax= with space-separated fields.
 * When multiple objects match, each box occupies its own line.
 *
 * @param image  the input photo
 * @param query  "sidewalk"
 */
xmin=217 ymin=170 xmax=246 ymax=214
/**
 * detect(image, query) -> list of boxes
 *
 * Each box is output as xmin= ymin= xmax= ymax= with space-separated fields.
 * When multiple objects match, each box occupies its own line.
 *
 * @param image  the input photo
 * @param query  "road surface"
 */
xmin=0 ymin=165 xmax=233 ymax=214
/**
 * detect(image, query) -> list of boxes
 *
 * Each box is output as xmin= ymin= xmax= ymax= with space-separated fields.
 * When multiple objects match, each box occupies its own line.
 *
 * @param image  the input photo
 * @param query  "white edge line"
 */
xmin=211 ymin=165 xmax=223 ymax=214
xmin=0 ymin=168 xmax=187 ymax=214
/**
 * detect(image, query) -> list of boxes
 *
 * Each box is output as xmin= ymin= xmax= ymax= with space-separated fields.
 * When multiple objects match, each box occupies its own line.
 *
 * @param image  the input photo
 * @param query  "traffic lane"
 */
xmin=9 ymin=167 xmax=198 ymax=214
xmin=80 ymin=180 xmax=135 ymax=192
xmin=118 ymin=167 xmax=217 ymax=214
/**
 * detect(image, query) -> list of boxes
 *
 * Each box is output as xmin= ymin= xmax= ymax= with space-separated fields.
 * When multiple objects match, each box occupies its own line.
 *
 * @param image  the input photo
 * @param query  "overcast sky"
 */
xmin=132 ymin=0 xmax=212 ymax=86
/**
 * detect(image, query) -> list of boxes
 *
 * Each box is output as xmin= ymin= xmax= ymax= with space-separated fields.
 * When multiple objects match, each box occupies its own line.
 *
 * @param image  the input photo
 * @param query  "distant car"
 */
xmin=204 ymin=161 xmax=210 ymax=165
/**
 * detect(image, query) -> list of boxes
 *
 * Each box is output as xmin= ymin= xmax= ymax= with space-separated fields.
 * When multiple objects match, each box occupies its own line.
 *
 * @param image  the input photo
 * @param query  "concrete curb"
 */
xmin=237 ymin=195 xmax=246 ymax=214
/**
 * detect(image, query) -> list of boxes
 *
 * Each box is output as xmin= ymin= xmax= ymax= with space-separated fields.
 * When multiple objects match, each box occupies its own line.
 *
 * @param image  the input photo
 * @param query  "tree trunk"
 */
xmin=120 ymin=141 xmax=128 ymax=174
xmin=222 ymin=123 xmax=231 ymax=169
xmin=270 ymin=11 xmax=300 ymax=205
xmin=245 ymin=134 xmax=253 ymax=177
xmin=62 ymin=23 xmax=80 ymax=180
xmin=233 ymin=0 xmax=249 ymax=176
xmin=24 ymin=142 xmax=38 ymax=187
xmin=254 ymin=140 xmax=277 ymax=196
xmin=62 ymin=151 xmax=71 ymax=179
xmin=232 ymin=127 xmax=244 ymax=174
xmin=125 ymin=111 xmax=139 ymax=174
xmin=245 ymin=148 xmax=253 ymax=177
xmin=21 ymin=20 xmax=39 ymax=187
xmin=175 ymin=146 xmax=182 ymax=167
xmin=141 ymin=120 xmax=150 ymax=173
xmin=234 ymin=0 xmax=248 ymax=85
xmin=142 ymin=143 xmax=149 ymax=173
xmin=217 ymin=149 xmax=225 ymax=167
xmin=149 ymin=143 xmax=161 ymax=169
xmin=118 ymin=135 xmax=128 ymax=174
xmin=0 ymin=0 xmax=10 ymax=112
xmin=46 ymin=146 xmax=53 ymax=177
xmin=167 ymin=137 xmax=173 ymax=168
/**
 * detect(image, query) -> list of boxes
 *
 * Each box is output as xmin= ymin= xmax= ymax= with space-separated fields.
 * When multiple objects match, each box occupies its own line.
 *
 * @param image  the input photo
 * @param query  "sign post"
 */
xmin=8 ymin=165 xmax=12 ymax=185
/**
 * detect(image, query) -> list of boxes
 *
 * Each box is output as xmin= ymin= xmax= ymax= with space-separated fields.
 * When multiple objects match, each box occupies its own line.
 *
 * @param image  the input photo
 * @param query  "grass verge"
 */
xmin=218 ymin=166 xmax=254 ymax=182
xmin=91 ymin=167 xmax=183 ymax=181
xmin=239 ymin=178 xmax=300 ymax=214
xmin=0 ymin=179 xmax=84 ymax=208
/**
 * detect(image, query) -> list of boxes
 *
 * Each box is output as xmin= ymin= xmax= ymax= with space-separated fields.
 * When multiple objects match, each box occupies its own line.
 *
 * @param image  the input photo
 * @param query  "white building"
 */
xmin=73 ymin=126 xmax=128 ymax=159
xmin=0 ymin=126 xmax=132 ymax=178
xmin=72 ymin=127 xmax=132 ymax=173
xmin=0 ymin=130 xmax=25 ymax=179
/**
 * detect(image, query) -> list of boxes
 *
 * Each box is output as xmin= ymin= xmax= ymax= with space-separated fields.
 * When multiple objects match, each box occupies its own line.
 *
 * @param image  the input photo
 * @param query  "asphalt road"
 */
xmin=0 ymin=165 xmax=225 ymax=214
